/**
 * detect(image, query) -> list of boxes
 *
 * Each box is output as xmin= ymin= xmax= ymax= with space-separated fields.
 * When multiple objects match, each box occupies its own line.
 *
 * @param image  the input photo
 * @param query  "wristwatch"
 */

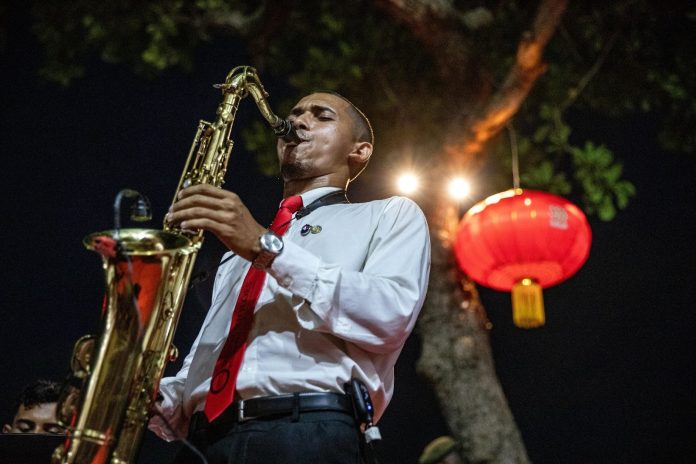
xmin=252 ymin=231 xmax=284 ymax=269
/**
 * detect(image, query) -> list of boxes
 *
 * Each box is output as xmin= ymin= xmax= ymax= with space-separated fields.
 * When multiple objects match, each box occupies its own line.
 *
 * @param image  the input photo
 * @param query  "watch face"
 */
xmin=260 ymin=232 xmax=283 ymax=254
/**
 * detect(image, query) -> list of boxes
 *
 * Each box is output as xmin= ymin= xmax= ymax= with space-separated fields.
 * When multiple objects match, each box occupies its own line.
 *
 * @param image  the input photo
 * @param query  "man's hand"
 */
xmin=166 ymin=184 xmax=266 ymax=261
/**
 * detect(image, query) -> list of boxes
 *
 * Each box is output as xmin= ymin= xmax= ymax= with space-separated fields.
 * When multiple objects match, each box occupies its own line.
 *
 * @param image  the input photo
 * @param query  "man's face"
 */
xmin=2 ymin=402 xmax=65 ymax=434
xmin=277 ymin=93 xmax=358 ymax=182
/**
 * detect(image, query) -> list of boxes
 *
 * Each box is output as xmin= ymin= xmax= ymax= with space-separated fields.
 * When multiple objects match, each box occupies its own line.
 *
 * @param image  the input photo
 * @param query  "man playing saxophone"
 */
xmin=150 ymin=91 xmax=431 ymax=463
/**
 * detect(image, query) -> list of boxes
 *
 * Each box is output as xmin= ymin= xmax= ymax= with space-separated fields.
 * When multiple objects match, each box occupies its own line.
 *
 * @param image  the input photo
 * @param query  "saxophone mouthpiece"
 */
xmin=275 ymin=119 xmax=304 ymax=145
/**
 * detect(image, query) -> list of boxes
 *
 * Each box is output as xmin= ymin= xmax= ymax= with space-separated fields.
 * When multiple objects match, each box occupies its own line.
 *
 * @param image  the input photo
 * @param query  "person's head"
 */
xmin=3 ymin=380 xmax=65 ymax=435
xmin=277 ymin=92 xmax=373 ymax=191
xmin=418 ymin=436 xmax=462 ymax=464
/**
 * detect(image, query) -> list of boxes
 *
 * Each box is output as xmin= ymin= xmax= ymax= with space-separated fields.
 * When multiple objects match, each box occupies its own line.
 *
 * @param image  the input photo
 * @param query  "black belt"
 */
xmin=237 ymin=392 xmax=352 ymax=420
xmin=189 ymin=392 xmax=354 ymax=438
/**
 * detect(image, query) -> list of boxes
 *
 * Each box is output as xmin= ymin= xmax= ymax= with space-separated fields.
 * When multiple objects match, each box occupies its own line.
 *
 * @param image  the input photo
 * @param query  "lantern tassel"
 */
xmin=512 ymin=278 xmax=545 ymax=328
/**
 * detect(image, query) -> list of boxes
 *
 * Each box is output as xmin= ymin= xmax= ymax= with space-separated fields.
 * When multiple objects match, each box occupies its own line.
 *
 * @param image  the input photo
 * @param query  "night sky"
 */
xmin=2 ymin=6 xmax=695 ymax=464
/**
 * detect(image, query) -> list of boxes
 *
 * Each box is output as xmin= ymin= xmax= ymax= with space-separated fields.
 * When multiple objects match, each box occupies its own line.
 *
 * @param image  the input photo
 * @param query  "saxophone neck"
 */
xmin=219 ymin=66 xmax=301 ymax=143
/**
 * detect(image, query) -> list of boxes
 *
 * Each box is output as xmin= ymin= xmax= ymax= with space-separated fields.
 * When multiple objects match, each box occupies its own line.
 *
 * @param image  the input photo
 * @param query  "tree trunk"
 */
xmin=417 ymin=193 xmax=530 ymax=463
xmin=375 ymin=2 xmax=569 ymax=460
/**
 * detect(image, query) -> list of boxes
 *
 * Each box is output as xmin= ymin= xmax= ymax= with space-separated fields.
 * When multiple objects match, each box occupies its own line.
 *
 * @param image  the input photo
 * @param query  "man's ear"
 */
xmin=348 ymin=141 xmax=373 ymax=180
xmin=348 ymin=142 xmax=372 ymax=166
xmin=349 ymin=141 xmax=373 ymax=165
xmin=3 ymin=423 xmax=12 ymax=433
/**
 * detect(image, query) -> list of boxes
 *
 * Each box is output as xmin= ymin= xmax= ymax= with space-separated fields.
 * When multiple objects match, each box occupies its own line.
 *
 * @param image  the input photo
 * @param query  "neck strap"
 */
xmin=295 ymin=190 xmax=349 ymax=220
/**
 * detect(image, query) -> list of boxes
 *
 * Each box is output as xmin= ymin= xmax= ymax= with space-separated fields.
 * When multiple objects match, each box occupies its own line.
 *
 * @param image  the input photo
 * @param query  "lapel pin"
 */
xmin=301 ymin=224 xmax=323 ymax=236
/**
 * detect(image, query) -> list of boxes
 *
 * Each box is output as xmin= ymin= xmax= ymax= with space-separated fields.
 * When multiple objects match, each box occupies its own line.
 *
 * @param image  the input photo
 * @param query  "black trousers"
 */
xmin=174 ymin=410 xmax=364 ymax=464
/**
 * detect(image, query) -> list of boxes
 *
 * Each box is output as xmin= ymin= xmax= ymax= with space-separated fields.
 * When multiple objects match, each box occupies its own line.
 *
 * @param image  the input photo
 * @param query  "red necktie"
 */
xmin=204 ymin=195 xmax=303 ymax=421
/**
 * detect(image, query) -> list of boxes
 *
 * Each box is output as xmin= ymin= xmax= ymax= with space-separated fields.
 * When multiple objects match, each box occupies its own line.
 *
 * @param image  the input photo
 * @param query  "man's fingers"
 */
xmin=168 ymin=206 xmax=233 ymax=227
xmin=165 ymin=184 xmax=263 ymax=259
xmin=170 ymin=194 xmax=226 ymax=213
xmin=179 ymin=217 xmax=219 ymax=232
xmin=171 ymin=188 xmax=243 ymax=219
xmin=176 ymin=184 xmax=234 ymax=200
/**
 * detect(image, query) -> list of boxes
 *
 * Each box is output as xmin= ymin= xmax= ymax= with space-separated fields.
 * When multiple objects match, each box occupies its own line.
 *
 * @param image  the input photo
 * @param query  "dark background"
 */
xmin=1 ymin=7 xmax=695 ymax=464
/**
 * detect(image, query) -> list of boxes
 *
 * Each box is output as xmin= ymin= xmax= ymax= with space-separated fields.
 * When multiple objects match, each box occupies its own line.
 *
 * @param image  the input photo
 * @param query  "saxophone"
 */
xmin=53 ymin=66 xmax=298 ymax=464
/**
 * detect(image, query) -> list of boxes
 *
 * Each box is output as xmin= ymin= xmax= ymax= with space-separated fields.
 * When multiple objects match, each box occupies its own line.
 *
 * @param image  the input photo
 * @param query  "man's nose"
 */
xmin=293 ymin=112 xmax=311 ymax=131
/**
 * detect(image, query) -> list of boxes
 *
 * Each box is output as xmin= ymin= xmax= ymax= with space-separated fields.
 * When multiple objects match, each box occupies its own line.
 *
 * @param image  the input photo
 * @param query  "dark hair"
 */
xmin=13 ymin=380 xmax=61 ymax=412
xmin=317 ymin=91 xmax=374 ymax=146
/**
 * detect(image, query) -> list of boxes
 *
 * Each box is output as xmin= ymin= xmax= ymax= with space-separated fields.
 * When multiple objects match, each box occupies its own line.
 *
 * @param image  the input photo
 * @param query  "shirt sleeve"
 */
xmin=268 ymin=196 xmax=431 ymax=354
xmin=149 ymin=252 xmax=232 ymax=441
xmin=148 ymin=351 xmax=192 ymax=441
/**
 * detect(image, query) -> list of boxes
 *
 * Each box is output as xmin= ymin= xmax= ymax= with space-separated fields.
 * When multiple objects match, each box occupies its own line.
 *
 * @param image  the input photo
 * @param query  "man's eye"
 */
xmin=46 ymin=425 xmax=66 ymax=435
xmin=17 ymin=425 xmax=32 ymax=433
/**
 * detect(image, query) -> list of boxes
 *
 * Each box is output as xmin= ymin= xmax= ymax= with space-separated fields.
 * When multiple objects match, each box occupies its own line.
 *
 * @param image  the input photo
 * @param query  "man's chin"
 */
xmin=280 ymin=163 xmax=310 ymax=181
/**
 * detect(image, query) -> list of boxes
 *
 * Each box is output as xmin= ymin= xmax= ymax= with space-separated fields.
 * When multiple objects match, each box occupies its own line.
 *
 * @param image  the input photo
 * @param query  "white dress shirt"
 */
xmin=150 ymin=187 xmax=430 ymax=441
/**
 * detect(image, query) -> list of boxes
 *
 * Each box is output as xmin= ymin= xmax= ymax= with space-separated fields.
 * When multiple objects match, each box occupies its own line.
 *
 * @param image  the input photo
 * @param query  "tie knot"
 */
xmin=280 ymin=195 xmax=303 ymax=214
xmin=269 ymin=195 xmax=303 ymax=235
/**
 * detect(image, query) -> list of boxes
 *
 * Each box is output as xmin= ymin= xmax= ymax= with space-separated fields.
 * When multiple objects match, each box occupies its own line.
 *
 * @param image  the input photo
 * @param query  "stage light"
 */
xmin=448 ymin=177 xmax=471 ymax=200
xmin=397 ymin=172 xmax=419 ymax=195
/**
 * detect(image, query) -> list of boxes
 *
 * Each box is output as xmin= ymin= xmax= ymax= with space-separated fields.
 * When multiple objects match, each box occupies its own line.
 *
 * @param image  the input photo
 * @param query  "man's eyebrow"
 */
xmin=290 ymin=104 xmax=337 ymax=116
xmin=43 ymin=422 xmax=64 ymax=430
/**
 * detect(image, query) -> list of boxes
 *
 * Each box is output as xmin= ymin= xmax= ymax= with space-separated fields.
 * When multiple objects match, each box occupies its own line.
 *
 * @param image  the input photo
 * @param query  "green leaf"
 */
xmin=533 ymin=124 xmax=550 ymax=143
xmin=614 ymin=180 xmax=636 ymax=209
xmin=603 ymin=163 xmax=622 ymax=183
xmin=598 ymin=196 xmax=616 ymax=221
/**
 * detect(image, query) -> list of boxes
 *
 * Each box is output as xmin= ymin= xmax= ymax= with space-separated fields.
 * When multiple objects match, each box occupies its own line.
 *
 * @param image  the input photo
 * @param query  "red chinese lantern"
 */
xmin=454 ymin=189 xmax=592 ymax=328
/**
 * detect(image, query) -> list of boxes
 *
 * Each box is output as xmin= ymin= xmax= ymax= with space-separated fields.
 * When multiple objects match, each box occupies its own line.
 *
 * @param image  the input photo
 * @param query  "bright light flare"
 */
xmin=397 ymin=172 xmax=420 ymax=195
xmin=448 ymin=177 xmax=471 ymax=200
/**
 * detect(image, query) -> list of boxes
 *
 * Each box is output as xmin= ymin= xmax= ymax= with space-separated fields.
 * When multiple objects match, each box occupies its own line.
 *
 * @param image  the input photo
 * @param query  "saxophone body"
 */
xmin=54 ymin=66 xmax=292 ymax=464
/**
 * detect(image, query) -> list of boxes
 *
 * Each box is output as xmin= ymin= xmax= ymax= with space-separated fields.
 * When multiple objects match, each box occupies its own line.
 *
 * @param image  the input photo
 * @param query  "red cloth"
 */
xmin=204 ymin=195 xmax=303 ymax=421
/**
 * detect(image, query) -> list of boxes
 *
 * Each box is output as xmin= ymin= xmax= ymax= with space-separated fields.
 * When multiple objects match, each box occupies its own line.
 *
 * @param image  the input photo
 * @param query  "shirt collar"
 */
xmin=297 ymin=187 xmax=342 ymax=207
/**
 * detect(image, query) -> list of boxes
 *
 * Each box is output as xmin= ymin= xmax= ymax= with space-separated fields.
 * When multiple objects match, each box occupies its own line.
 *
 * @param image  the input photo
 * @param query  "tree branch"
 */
xmin=375 ymin=0 xmax=569 ymax=167
xmin=373 ymin=0 xmax=477 ymax=90
xmin=445 ymin=0 xmax=569 ymax=163
xmin=561 ymin=28 xmax=621 ymax=112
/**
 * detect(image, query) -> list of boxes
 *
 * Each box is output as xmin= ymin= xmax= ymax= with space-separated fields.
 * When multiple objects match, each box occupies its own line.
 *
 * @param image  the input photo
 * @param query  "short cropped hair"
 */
xmin=13 ymin=380 xmax=61 ymax=412
xmin=319 ymin=91 xmax=374 ymax=146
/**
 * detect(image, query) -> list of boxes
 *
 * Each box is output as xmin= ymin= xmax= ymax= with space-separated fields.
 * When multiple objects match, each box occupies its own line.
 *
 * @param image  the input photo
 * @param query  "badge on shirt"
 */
xmin=300 ymin=224 xmax=322 ymax=236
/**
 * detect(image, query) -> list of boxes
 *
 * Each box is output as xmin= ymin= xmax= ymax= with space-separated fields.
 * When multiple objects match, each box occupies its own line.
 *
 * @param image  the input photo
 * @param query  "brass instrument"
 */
xmin=54 ymin=66 xmax=297 ymax=464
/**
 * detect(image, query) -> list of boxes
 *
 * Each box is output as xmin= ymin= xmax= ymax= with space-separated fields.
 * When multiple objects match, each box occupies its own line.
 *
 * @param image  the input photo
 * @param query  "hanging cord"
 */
xmin=151 ymin=409 xmax=209 ymax=464
xmin=506 ymin=123 xmax=520 ymax=189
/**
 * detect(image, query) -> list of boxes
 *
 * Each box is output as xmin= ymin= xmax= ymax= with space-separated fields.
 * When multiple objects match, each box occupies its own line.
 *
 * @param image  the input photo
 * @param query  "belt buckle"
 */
xmin=236 ymin=399 xmax=256 ymax=422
